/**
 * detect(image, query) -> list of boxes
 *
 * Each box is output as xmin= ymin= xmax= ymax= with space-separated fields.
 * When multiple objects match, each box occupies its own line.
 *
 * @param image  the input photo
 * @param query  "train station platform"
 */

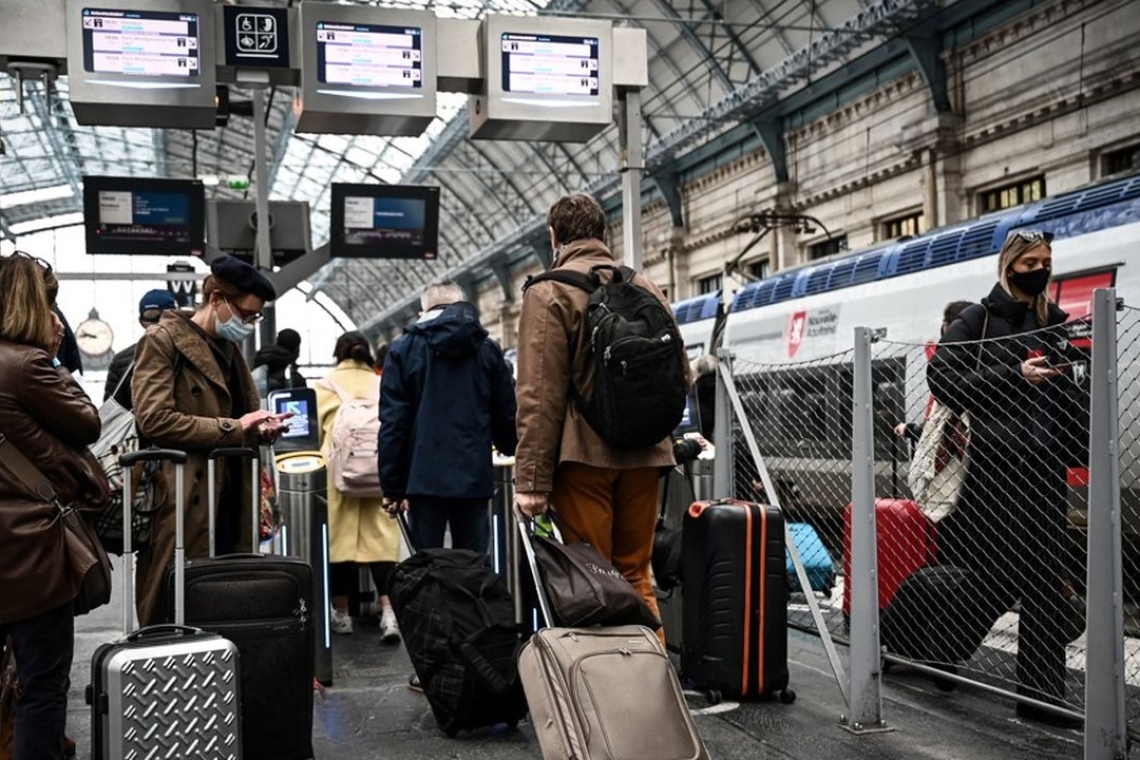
xmin=64 ymin=585 xmax=1085 ymax=760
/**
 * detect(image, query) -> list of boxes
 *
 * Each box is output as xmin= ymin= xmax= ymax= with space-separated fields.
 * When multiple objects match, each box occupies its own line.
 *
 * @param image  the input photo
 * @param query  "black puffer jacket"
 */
xmin=927 ymin=284 xmax=1087 ymax=464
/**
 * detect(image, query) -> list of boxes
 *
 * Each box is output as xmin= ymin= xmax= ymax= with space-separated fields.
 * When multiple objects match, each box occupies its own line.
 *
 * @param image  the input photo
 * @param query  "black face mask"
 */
xmin=1008 ymin=267 xmax=1051 ymax=297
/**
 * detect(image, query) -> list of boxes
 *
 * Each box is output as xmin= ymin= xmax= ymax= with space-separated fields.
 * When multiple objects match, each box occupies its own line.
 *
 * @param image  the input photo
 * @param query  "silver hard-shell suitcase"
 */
xmin=88 ymin=448 xmax=242 ymax=759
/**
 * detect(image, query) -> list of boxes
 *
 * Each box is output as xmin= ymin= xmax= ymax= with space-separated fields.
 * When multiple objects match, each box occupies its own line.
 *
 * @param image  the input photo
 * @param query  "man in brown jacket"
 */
xmin=513 ymin=193 xmax=688 ymax=640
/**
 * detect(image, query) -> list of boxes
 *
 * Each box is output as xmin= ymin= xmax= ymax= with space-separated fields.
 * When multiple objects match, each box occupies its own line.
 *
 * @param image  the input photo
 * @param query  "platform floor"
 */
xmin=61 ymin=586 xmax=1091 ymax=760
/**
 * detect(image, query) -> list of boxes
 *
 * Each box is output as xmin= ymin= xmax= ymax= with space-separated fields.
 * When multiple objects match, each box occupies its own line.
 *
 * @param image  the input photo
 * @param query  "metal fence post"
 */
xmin=714 ymin=348 xmax=735 ymax=498
xmin=1085 ymin=288 xmax=1127 ymax=760
xmin=846 ymin=326 xmax=887 ymax=732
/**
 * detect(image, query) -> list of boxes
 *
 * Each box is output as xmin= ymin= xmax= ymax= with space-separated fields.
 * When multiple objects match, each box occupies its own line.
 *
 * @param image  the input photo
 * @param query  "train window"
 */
xmin=978 ymin=175 xmax=1046 ymax=213
xmin=698 ymin=273 xmax=723 ymax=295
xmin=882 ymin=211 xmax=925 ymax=240
xmin=808 ymin=235 xmax=848 ymax=260
xmin=1102 ymin=143 xmax=1140 ymax=177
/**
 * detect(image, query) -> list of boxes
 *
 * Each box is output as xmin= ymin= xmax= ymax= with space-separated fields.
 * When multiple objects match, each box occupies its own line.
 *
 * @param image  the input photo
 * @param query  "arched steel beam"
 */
xmin=694 ymin=0 xmax=762 ymax=77
xmin=905 ymin=34 xmax=951 ymax=113
xmin=464 ymin=139 xmax=540 ymax=216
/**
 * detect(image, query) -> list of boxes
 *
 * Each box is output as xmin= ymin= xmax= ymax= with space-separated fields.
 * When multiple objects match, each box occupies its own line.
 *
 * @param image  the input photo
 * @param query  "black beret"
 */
xmin=210 ymin=255 xmax=277 ymax=302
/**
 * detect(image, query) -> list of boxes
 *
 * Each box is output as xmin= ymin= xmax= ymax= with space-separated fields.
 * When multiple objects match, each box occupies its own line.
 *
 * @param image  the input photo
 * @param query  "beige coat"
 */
xmin=316 ymin=360 xmax=399 ymax=564
xmin=132 ymin=311 xmax=262 ymax=625
xmin=514 ymin=239 xmax=692 ymax=494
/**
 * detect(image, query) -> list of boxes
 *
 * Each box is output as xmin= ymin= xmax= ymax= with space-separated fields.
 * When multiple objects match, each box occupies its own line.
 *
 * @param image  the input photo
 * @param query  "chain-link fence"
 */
xmin=1115 ymin=305 xmax=1140 ymax=734
xmin=728 ymin=351 xmax=855 ymax=641
xmin=872 ymin=310 xmax=1094 ymax=713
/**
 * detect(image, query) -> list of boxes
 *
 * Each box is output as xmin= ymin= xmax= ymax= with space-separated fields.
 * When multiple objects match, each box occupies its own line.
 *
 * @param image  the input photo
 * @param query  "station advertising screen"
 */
xmin=500 ymin=32 xmax=600 ymax=98
xmin=315 ymin=22 xmax=423 ymax=89
xmin=83 ymin=176 xmax=205 ymax=256
xmin=330 ymin=184 xmax=439 ymax=260
xmin=81 ymin=8 xmax=201 ymax=78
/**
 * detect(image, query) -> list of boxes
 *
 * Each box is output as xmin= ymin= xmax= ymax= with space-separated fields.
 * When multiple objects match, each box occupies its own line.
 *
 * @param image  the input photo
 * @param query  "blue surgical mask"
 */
xmin=216 ymin=300 xmax=255 ymax=343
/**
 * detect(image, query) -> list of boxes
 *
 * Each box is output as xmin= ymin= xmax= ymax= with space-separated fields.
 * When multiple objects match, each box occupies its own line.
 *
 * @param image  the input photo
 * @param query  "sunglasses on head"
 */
xmin=1009 ymin=229 xmax=1054 ymax=246
xmin=9 ymin=250 xmax=53 ymax=276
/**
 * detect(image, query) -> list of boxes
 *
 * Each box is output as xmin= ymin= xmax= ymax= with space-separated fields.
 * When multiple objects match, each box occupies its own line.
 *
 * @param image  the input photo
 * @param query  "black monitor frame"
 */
xmin=330 ymin=183 xmax=440 ymax=260
xmin=83 ymin=175 xmax=206 ymax=256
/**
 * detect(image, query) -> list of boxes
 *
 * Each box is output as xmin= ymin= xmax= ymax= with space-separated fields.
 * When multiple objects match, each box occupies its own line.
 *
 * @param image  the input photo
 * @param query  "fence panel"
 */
xmin=728 ymin=350 xmax=855 ymax=640
xmin=1115 ymin=305 xmax=1140 ymax=736
xmin=875 ymin=314 xmax=1091 ymax=713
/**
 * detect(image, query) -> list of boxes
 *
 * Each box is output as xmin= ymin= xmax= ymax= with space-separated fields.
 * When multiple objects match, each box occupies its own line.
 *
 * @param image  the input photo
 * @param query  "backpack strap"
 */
xmin=317 ymin=379 xmax=353 ymax=405
xmin=522 ymin=269 xmax=595 ymax=294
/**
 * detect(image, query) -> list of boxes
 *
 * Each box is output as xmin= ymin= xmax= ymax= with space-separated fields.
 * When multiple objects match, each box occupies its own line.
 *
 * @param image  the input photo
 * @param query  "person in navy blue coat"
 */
xmin=379 ymin=281 xmax=518 ymax=555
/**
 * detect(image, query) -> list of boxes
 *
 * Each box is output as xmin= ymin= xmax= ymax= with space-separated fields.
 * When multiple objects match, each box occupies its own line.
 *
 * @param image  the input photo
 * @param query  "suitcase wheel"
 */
xmin=779 ymin=688 xmax=797 ymax=705
xmin=705 ymin=689 xmax=723 ymax=706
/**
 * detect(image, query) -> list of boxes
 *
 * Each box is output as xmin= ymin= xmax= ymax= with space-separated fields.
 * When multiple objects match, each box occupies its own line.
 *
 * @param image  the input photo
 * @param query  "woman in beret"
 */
xmin=131 ymin=255 xmax=288 ymax=625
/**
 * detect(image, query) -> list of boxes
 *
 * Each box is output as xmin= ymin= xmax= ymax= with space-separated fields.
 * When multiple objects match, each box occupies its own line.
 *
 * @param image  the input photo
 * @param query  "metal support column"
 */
xmin=252 ymin=88 xmax=276 ymax=352
xmin=617 ymin=88 xmax=643 ymax=270
xmin=1085 ymin=288 xmax=1127 ymax=760
xmin=713 ymin=348 xmax=734 ymax=498
xmin=845 ymin=326 xmax=889 ymax=733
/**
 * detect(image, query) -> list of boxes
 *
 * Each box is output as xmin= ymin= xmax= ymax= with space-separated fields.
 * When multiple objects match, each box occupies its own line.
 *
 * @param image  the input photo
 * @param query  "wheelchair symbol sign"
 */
xmin=236 ymin=13 xmax=277 ymax=54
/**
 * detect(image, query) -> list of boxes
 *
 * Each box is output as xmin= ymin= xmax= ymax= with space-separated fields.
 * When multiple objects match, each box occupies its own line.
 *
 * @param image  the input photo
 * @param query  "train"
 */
xmin=671 ymin=171 xmax=1140 ymax=569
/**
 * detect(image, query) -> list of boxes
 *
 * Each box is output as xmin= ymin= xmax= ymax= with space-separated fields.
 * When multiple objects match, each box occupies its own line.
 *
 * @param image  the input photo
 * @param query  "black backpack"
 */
xmin=388 ymin=549 xmax=528 ymax=736
xmin=525 ymin=263 xmax=687 ymax=448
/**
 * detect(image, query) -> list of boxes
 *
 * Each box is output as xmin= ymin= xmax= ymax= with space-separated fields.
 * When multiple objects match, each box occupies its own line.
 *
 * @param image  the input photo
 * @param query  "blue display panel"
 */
xmin=81 ymin=8 xmax=200 ymax=77
xmin=316 ymin=22 xmax=422 ymax=88
xmin=330 ymin=183 xmax=440 ymax=260
xmin=83 ymin=176 xmax=205 ymax=256
xmin=500 ymin=32 xmax=599 ymax=97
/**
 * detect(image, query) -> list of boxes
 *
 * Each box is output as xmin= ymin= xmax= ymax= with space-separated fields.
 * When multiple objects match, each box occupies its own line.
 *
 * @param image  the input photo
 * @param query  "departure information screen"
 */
xmin=81 ymin=8 xmax=200 ymax=77
xmin=343 ymin=196 xmax=428 ymax=249
xmin=95 ymin=189 xmax=193 ymax=245
xmin=316 ymin=22 xmax=422 ymax=88
xmin=501 ymin=32 xmax=599 ymax=96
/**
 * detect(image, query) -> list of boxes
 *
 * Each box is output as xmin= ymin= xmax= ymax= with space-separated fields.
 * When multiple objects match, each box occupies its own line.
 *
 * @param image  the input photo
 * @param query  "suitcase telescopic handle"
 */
xmin=126 ymin=625 xmax=201 ymax=643
xmin=205 ymin=447 xmax=261 ymax=558
xmin=516 ymin=516 xmax=555 ymax=629
xmin=119 ymin=448 xmax=187 ymax=466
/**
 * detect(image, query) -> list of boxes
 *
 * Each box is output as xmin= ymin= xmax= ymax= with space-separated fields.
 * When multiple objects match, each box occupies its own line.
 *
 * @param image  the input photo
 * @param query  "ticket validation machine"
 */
xmin=268 ymin=388 xmax=333 ymax=686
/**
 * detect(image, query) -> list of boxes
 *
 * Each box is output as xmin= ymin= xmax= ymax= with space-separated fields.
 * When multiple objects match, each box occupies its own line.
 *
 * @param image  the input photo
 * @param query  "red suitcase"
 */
xmin=842 ymin=498 xmax=936 ymax=614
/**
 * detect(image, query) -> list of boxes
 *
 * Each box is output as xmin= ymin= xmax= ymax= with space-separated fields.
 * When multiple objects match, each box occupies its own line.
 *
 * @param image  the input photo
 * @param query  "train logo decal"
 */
xmin=786 ymin=311 xmax=807 ymax=357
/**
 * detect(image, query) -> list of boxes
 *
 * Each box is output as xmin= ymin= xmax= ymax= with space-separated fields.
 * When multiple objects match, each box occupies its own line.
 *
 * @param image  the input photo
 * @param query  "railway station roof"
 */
xmin=0 ymin=0 xmax=982 ymax=334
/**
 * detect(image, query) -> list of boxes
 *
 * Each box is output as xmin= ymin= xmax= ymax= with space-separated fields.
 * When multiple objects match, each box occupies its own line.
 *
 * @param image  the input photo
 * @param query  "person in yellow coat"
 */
xmin=316 ymin=331 xmax=401 ymax=643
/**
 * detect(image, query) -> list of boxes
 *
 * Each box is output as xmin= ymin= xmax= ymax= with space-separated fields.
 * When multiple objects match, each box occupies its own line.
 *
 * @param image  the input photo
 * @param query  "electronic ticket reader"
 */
xmin=268 ymin=387 xmax=332 ymax=685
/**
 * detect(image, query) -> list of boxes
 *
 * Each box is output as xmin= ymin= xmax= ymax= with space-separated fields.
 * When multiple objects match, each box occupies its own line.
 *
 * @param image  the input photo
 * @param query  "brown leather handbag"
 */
xmin=0 ymin=433 xmax=113 ymax=616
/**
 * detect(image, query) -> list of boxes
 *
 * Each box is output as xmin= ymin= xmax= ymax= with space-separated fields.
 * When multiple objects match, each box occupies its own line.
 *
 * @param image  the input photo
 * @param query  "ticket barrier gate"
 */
xmin=275 ymin=451 xmax=333 ymax=687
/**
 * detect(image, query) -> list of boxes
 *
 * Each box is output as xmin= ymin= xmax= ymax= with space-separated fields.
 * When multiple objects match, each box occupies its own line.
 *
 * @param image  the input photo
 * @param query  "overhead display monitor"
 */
xmin=296 ymin=5 xmax=436 ymax=135
xmin=83 ymin=176 xmax=206 ymax=256
xmin=206 ymin=200 xmax=312 ymax=265
xmin=316 ymin=22 xmax=423 ymax=89
xmin=66 ymin=0 xmax=217 ymax=128
xmin=218 ymin=4 xmax=294 ymax=81
xmin=80 ymin=7 xmax=200 ymax=77
xmin=500 ymin=32 xmax=599 ymax=97
xmin=330 ymin=184 xmax=440 ymax=260
xmin=470 ymin=16 xmax=612 ymax=142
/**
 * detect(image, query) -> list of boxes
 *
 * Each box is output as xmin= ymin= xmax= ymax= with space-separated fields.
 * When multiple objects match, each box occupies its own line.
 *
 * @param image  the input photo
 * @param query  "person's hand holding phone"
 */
xmin=257 ymin=411 xmax=294 ymax=442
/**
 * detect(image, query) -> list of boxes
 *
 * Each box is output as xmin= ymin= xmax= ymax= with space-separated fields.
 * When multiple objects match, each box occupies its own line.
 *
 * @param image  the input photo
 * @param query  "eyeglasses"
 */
xmin=1009 ymin=229 xmax=1054 ymax=246
xmin=224 ymin=298 xmax=263 ymax=325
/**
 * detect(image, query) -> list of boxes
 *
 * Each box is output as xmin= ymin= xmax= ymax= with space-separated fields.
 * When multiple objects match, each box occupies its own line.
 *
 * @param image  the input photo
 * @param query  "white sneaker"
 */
xmin=380 ymin=611 xmax=401 ymax=645
xmin=331 ymin=608 xmax=354 ymax=635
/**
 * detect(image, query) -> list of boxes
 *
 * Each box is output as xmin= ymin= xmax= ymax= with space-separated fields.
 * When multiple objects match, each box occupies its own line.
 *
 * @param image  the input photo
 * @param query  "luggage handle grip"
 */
xmin=126 ymin=624 xmax=201 ymax=643
xmin=119 ymin=448 xmax=187 ymax=466
xmin=458 ymin=641 xmax=512 ymax=695
xmin=516 ymin=514 xmax=555 ymax=629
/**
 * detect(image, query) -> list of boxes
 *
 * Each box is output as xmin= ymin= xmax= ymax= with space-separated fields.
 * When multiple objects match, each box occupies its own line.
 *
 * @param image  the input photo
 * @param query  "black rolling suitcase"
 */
xmin=388 ymin=512 xmax=528 ymax=737
xmin=162 ymin=448 xmax=314 ymax=760
xmin=89 ymin=448 xmax=243 ymax=759
xmin=682 ymin=499 xmax=795 ymax=704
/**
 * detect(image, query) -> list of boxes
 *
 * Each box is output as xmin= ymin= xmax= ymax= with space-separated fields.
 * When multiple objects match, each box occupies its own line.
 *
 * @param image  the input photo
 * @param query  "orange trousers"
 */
xmin=550 ymin=462 xmax=664 ymax=645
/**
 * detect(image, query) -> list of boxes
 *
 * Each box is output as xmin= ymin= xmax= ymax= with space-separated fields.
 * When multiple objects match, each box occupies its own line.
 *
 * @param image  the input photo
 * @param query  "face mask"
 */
xmin=1008 ymin=267 xmax=1050 ymax=297
xmin=215 ymin=300 xmax=255 ymax=343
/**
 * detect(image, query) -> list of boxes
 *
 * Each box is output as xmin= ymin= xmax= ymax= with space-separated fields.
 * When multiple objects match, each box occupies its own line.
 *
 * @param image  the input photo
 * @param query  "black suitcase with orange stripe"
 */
xmin=681 ymin=499 xmax=795 ymax=704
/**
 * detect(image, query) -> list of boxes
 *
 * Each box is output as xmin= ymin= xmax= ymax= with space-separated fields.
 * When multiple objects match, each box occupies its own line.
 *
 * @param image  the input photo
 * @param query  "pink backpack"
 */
xmin=319 ymin=378 xmax=383 ymax=499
